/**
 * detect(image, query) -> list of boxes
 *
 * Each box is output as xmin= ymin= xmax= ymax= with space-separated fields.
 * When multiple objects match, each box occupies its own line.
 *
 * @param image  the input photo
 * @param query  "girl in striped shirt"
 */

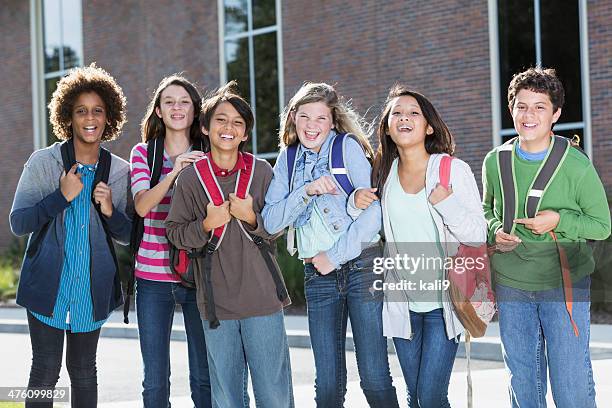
xmin=130 ymin=75 xmax=211 ymax=408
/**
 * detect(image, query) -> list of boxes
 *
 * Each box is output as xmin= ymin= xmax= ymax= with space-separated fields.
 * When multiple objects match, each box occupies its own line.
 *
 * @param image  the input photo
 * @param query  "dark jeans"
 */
xmin=136 ymin=278 xmax=211 ymax=408
xmin=304 ymin=246 xmax=399 ymax=408
xmin=26 ymin=311 xmax=100 ymax=408
xmin=393 ymin=308 xmax=459 ymax=408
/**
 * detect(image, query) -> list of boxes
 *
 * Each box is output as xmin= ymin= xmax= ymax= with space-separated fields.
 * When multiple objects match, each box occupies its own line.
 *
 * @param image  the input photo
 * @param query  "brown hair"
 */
xmin=199 ymin=80 xmax=254 ymax=152
xmin=141 ymin=74 xmax=203 ymax=144
xmin=507 ymin=67 xmax=565 ymax=112
xmin=48 ymin=63 xmax=127 ymax=141
xmin=278 ymin=82 xmax=374 ymax=158
xmin=371 ymin=84 xmax=455 ymax=193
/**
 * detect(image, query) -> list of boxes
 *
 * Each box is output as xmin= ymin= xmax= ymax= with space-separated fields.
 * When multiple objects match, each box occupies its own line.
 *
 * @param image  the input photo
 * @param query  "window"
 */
xmin=220 ymin=0 xmax=283 ymax=158
xmin=35 ymin=0 xmax=83 ymax=146
xmin=492 ymin=0 xmax=591 ymax=154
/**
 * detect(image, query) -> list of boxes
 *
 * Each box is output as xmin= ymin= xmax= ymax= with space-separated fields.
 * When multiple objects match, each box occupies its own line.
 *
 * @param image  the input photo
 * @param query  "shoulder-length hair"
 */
xmin=372 ymin=84 xmax=455 ymax=193
xmin=278 ymin=82 xmax=374 ymax=159
xmin=140 ymin=74 xmax=203 ymax=145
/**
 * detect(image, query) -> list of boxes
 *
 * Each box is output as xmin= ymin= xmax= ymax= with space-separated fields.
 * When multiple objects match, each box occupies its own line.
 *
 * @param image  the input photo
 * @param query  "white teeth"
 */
xmin=523 ymin=123 xmax=537 ymax=128
xmin=305 ymin=131 xmax=318 ymax=136
xmin=171 ymin=114 xmax=185 ymax=119
xmin=84 ymin=126 xmax=96 ymax=130
xmin=220 ymin=134 xmax=234 ymax=140
xmin=399 ymin=125 xmax=412 ymax=131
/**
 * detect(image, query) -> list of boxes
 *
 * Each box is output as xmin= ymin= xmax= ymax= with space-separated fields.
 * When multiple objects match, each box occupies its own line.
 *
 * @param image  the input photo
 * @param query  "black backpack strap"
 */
xmin=524 ymin=136 xmax=570 ymax=218
xmin=252 ymin=236 xmax=289 ymax=302
xmin=148 ymin=137 xmax=165 ymax=187
xmin=203 ymin=239 xmax=220 ymax=329
xmin=497 ymin=138 xmax=517 ymax=234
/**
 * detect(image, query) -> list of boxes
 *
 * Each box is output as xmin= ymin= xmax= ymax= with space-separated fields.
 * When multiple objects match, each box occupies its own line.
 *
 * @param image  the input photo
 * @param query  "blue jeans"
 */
xmin=202 ymin=310 xmax=294 ymax=408
xmin=136 ymin=278 xmax=211 ymax=408
xmin=392 ymin=308 xmax=459 ymax=408
xmin=305 ymin=246 xmax=399 ymax=408
xmin=497 ymin=276 xmax=596 ymax=408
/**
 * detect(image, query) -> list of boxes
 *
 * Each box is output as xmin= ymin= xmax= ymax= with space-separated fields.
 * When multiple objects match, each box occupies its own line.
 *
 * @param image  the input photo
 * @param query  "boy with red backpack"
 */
xmin=165 ymin=81 xmax=293 ymax=408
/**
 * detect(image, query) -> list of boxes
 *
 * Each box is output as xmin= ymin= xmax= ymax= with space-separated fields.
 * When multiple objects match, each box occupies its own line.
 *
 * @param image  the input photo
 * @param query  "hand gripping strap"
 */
xmin=438 ymin=155 xmax=454 ymax=189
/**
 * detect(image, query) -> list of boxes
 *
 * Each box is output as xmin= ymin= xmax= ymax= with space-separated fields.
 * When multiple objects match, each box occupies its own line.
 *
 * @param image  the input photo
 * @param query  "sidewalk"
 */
xmin=1 ymin=306 xmax=611 ymax=407
xmin=2 ymin=306 xmax=612 ymax=361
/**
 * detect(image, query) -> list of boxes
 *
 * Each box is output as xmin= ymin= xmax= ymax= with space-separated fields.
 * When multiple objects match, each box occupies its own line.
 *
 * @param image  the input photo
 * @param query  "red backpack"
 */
xmin=439 ymin=156 xmax=496 ymax=338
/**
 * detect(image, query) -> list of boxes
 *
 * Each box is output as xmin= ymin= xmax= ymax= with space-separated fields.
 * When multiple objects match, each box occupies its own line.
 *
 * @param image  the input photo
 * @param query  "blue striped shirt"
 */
xmin=31 ymin=163 xmax=106 ymax=332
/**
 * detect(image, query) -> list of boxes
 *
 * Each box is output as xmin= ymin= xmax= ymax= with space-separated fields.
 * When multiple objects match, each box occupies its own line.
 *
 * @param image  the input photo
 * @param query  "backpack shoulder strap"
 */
xmin=524 ymin=135 xmax=570 ymax=218
xmin=329 ymin=132 xmax=355 ymax=196
xmin=194 ymin=155 xmax=228 ymax=250
xmin=286 ymin=144 xmax=298 ymax=192
xmin=60 ymin=138 xmax=76 ymax=173
xmin=438 ymin=155 xmax=454 ymax=189
xmin=148 ymin=137 xmax=165 ymax=188
xmin=235 ymin=152 xmax=256 ymax=199
xmin=92 ymin=147 xmax=112 ymax=211
xmin=497 ymin=137 xmax=518 ymax=234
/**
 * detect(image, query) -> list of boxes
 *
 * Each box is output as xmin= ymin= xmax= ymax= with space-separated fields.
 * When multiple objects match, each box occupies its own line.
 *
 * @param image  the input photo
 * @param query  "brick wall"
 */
xmin=82 ymin=0 xmax=220 ymax=161
xmin=588 ymin=0 xmax=612 ymax=196
xmin=282 ymin=0 xmax=493 ymax=186
xmin=0 ymin=1 xmax=33 ymax=250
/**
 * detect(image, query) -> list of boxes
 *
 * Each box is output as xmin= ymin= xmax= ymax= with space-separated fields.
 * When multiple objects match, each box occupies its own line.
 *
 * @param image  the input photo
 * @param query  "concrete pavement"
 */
xmin=1 ymin=306 xmax=611 ymax=407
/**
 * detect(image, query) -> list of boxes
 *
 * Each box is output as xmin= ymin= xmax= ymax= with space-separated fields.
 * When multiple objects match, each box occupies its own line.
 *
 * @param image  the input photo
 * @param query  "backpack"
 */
xmin=439 ymin=155 xmax=496 ymax=408
xmin=59 ymin=138 xmax=122 ymax=305
xmin=496 ymin=135 xmax=586 ymax=337
xmin=172 ymin=152 xmax=288 ymax=329
xmin=284 ymin=132 xmax=358 ymax=255
xmin=124 ymin=137 xmax=204 ymax=323
xmin=439 ymin=155 xmax=496 ymax=339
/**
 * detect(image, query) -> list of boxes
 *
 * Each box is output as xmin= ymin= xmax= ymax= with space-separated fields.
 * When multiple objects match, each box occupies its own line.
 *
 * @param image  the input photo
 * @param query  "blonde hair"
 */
xmin=278 ymin=82 xmax=374 ymax=158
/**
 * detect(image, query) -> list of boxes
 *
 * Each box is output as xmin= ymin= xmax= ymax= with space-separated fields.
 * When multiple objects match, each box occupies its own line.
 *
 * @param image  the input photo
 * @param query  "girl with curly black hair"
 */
xmin=10 ymin=63 xmax=131 ymax=408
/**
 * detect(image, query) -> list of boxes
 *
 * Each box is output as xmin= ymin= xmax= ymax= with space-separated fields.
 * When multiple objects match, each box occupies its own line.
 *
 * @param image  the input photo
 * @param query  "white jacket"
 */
xmin=350 ymin=154 xmax=487 ymax=340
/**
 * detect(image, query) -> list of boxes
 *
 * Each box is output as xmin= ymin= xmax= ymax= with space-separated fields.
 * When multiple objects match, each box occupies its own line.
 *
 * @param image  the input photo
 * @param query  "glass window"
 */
xmin=497 ymin=0 xmax=585 ymax=147
xmin=222 ymin=0 xmax=281 ymax=157
xmin=42 ymin=0 xmax=83 ymax=145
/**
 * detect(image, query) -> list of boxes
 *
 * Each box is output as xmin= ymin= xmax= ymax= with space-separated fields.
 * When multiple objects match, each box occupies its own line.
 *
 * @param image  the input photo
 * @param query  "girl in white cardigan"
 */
xmin=352 ymin=84 xmax=486 ymax=407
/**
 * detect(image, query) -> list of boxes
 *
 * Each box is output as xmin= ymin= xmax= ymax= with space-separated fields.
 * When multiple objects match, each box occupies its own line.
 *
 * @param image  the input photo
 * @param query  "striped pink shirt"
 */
xmin=130 ymin=142 xmax=180 ymax=282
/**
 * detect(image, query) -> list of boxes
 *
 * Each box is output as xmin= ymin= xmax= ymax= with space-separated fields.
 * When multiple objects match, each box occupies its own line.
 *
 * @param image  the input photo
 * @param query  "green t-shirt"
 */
xmin=482 ymin=143 xmax=610 ymax=291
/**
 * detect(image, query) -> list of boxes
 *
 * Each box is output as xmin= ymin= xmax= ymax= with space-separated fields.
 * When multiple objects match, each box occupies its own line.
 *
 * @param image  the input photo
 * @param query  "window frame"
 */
xmin=218 ymin=0 xmax=284 ymax=159
xmin=488 ymin=0 xmax=592 ymax=157
xmin=30 ymin=0 xmax=84 ymax=149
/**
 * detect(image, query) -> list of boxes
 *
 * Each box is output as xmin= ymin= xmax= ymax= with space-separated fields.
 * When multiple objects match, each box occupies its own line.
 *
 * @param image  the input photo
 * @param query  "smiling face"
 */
xmin=386 ymin=95 xmax=433 ymax=149
xmin=70 ymin=91 xmax=107 ymax=145
xmin=203 ymin=101 xmax=248 ymax=153
xmin=292 ymin=101 xmax=334 ymax=152
xmin=155 ymin=84 xmax=195 ymax=132
xmin=511 ymin=89 xmax=561 ymax=148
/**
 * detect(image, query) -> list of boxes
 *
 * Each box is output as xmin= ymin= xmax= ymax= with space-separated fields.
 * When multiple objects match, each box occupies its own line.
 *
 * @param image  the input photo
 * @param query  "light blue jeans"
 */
xmin=497 ymin=276 xmax=596 ymax=408
xmin=202 ymin=310 xmax=294 ymax=408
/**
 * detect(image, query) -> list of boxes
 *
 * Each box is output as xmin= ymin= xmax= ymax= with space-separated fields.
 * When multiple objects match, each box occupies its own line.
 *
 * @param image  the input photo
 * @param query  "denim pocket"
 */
xmin=304 ymin=265 xmax=318 ymax=285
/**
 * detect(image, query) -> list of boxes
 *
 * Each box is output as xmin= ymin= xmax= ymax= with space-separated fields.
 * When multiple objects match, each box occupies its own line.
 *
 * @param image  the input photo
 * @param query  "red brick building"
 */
xmin=1 ymin=0 xmax=610 ymax=250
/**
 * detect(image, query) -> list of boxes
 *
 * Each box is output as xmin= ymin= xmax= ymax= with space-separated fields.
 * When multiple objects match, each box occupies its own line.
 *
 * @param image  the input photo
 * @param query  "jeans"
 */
xmin=304 ymin=246 xmax=399 ymax=408
xmin=392 ymin=308 xmax=459 ymax=408
xmin=26 ymin=311 xmax=99 ymax=408
xmin=497 ymin=276 xmax=596 ymax=408
xmin=136 ymin=278 xmax=211 ymax=408
xmin=202 ymin=310 xmax=294 ymax=408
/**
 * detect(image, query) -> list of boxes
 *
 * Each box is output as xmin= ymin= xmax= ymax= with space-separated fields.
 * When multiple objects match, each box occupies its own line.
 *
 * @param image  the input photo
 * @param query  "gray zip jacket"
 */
xmin=9 ymin=142 xmax=132 ymax=320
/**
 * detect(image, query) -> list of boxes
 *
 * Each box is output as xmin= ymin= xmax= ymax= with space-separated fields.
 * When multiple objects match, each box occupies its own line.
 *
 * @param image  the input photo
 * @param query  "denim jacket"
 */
xmin=262 ymin=131 xmax=381 ymax=268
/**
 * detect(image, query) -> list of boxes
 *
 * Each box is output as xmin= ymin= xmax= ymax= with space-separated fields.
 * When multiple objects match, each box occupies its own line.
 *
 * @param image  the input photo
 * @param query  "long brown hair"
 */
xmin=371 ymin=84 xmax=455 ymax=193
xmin=278 ymin=82 xmax=374 ymax=159
xmin=140 ymin=74 xmax=203 ymax=144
